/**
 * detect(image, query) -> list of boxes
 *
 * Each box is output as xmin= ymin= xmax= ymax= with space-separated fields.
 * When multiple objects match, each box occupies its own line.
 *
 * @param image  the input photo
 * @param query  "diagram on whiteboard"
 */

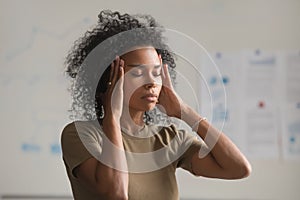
xmin=0 ymin=17 xmax=92 ymax=195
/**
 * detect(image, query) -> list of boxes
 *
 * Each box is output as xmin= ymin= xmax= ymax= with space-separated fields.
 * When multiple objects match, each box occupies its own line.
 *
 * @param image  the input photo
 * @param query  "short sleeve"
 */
xmin=61 ymin=121 xmax=102 ymax=178
xmin=176 ymin=129 xmax=204 ymax=175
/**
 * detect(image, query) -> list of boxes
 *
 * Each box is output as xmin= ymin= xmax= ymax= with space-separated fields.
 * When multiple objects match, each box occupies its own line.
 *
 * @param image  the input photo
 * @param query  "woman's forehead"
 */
xmin=126 ymin=64 xmax=161 ymax=68
xmin=124 ymin=64 xmax=161 ymax=73
xmin=121 ymin=47 xmax=159 ymax=62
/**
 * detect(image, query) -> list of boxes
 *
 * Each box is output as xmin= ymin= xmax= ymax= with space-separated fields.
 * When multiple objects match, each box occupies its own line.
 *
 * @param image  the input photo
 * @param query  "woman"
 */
xmin=61 ymin=10 xmax=251 ymax=200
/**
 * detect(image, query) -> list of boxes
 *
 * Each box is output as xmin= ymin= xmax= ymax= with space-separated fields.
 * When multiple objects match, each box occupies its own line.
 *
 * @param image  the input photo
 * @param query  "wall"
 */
xmin=0 ymin=0 xmax=299 ymax=199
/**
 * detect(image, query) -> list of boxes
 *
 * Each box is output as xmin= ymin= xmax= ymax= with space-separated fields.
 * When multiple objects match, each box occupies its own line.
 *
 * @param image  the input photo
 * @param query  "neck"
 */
xmin=120 ymin=108 xmax=145 ymax=134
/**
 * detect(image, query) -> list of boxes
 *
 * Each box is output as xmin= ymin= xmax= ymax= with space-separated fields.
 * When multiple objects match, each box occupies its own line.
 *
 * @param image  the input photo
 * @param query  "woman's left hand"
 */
xmin=157 ymin=56 xmax=185 ymax=119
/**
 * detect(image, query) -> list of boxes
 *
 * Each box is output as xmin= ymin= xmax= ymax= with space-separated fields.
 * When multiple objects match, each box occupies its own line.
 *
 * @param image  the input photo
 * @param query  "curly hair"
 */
xmin=65 ymin=10 xmax=176 ymax=123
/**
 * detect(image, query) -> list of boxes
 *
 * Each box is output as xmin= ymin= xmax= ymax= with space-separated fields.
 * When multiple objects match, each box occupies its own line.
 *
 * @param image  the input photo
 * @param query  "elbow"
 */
xmin=243 ymin=161 xmax=252 ymax=178
xmin=225 ymin=160 xmax=252 ymax=180
xmin=235 ymin=161 xmax=252 ymax=179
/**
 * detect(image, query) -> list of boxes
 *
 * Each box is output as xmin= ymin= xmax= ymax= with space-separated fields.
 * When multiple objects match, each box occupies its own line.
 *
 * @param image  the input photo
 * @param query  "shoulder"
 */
xmin=61 ymin=122 xmax=76 ymax=142
xmin=61 ymin=120 xmax=103 ymax=160
xmin=62 ymin=120 xmax=101 ymax=133
xmin=61 ymin=120 xmax=103 ymax=142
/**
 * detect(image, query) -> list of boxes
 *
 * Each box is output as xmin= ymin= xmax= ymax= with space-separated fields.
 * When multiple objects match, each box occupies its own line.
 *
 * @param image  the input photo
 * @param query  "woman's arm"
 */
xmin=180 ymin=106 xmax=252 ymax=179
xmin=75 ymin=119 xmax=128 ymax=199
xmin=158 ymin=61 xmax=251 ymax=179
xmin=75 ymin=57 xmax=128 ymax=199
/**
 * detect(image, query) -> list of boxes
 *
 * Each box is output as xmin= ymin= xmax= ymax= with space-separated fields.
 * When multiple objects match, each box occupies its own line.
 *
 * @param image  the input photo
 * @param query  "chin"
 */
xmin=140 ymin=103 xmax=157 ymax=112
xmin=129 ymin=100 xmax=157 ymax=112
xmin=141 ymin=105 xmax=154 ymax=112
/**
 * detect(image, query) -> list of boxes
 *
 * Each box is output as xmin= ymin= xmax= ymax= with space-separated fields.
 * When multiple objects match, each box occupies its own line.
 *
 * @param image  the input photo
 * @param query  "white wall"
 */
xmin=0 ymin=0 xmax=299 ymax=199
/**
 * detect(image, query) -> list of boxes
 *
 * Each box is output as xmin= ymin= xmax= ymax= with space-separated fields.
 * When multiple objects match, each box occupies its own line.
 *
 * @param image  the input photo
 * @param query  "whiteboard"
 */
xmin=1 ymin=0 xmax=299 ymax=199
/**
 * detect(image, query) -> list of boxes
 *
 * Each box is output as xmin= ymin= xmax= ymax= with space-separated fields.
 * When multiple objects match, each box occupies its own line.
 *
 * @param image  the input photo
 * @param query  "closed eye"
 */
xmin=131 ymin=72 xmax=143 ymax=77
xmin=127 ymin=64 xmax=162 ymax=77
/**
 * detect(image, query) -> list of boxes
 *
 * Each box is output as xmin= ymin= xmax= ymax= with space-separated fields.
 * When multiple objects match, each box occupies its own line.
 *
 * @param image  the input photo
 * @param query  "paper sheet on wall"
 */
xmin=240 ymin=50 xmax=280 ymax=159
xmin=281 ymin=50 xmax=300 ymax=160
xmin=200 ymin=51 xmax=244 ymax=148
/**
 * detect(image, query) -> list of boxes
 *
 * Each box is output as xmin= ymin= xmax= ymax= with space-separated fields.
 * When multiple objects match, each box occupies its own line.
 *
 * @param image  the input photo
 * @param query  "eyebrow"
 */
xmin=126 ymin=64 xmax=161 ymax=68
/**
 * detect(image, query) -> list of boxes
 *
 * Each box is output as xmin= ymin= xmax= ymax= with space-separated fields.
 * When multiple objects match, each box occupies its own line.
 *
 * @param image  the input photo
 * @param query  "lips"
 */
xmin=141 ymin=93 xmax=158 ymax=102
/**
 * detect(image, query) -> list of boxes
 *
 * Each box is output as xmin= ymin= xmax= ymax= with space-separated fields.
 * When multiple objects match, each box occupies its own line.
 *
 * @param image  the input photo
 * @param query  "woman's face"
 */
xmin=121 ymin=47 xmax=162 ymax=113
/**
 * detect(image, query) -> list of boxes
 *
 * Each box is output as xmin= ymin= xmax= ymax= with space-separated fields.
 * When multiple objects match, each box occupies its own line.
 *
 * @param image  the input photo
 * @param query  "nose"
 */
xmin=144 ymin=82 xmax=157 ymax=89
xmin=143 ymin=74 xmax=158 ymax=89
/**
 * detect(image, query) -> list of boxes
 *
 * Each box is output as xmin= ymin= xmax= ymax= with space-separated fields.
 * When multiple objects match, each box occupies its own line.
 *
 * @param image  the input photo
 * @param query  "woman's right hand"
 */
xmin=102 ymin=56 xmax=124 ymax=124
xmin=75 ymin=57 xmax=128 ymax=199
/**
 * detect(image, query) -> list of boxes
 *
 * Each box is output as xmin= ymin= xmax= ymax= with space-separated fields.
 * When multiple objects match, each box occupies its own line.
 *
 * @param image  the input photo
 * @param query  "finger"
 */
xmin=119 ymin=58 xmax=124 ymax=68
xmin=110 ymin=59 xmax=124 ymax=110
xmin=159 ymin=54 xmax=166 ymax=79
xmin=118 ymin=59 xmax=124 ymax=88
xmin=162 ymin=63 xmax=173 ymax=89
xmin=111 ymin=56 xmax=120 ymax=88
xmin=158 ymin=54 xmax=163 ymax=68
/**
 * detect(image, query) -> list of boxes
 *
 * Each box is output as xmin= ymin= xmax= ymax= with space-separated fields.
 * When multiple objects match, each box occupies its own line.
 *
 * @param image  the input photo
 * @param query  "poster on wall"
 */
xmin=281 ymin=50 xmax=300 ymax=160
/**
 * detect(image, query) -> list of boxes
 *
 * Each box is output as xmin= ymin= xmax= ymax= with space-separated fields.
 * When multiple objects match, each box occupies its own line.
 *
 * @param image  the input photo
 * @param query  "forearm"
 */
xmin=94 ymin=161 xmax=128 ymax=199
xmin=181 ymin=105 xmax=251 ymax=177
xmin=94 ymin=119 xmax=128 ymax=199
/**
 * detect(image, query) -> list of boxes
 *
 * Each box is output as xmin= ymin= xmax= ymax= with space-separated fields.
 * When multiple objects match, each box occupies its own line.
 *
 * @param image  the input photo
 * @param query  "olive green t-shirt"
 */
xmin=61 ymin=120 xmax=203 ymax=200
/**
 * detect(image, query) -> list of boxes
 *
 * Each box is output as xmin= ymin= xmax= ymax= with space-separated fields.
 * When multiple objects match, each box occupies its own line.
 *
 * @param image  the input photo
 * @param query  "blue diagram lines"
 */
xmin=1 ymin=17 xmax=93 ymax=157
xmin=288 ymin=121 xmax=300 ymax=154
xmin=21 ymin=142 xmax=41 ymax=153
xmin=4 ymin=17 xmax=92 ymax=62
